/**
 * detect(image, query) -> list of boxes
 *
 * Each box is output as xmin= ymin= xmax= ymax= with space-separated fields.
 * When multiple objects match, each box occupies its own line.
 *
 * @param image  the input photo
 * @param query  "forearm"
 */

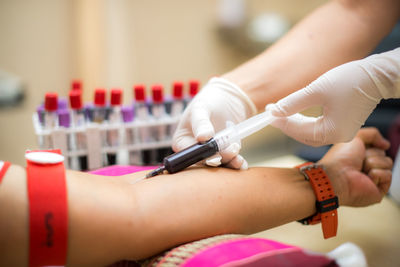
xmin=127 ymin=167 xmax=319 ymax=259
xmin=223 ymin=0 xmax=400 ymax=110
xmin=0 ymin=165 xmax=320 ymax=265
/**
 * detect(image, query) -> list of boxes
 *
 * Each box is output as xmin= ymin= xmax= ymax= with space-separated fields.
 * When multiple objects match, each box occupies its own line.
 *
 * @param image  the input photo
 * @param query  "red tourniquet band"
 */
xmin=296 ymin=162 xmax=338 ymax=239
xmin=26 ymin=149 xmax=68 ymax=267
xmin=0 ymin=161 xmax=11 ymax=184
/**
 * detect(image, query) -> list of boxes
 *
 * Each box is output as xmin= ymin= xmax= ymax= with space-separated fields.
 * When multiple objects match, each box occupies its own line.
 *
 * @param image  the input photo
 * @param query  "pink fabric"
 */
xmin=181 ymin=238 xmax=336 ymax=267
xmin=182 ymin=238 xmax=294 ymax=267
xmin=89 ymin=165 xmax=157 ymax=176
xmin=220 ymin=249 xmax=336 ymax=267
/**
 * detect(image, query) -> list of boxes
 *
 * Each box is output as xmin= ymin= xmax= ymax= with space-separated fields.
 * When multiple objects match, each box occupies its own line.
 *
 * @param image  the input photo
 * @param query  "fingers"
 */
xmin=266 ymin=83 xmax=323 ymax=117
xmin=205 ymin=142 xmax=248 ymax=170
xmin=356 ymin=127 xmax=391 ymax=150
xmin=367 ymin=169 xmax=392 ymax=196
xmin=363 ymin=145 xmax=393 ymax=197
xmin=172 ymin=128 xmax=197 ymax=152
xmin=191 ymin=103 xmax=215 ymax=142
xmin=220 ymin=143 xmax=248 ymax=169
xmin=363 ymin=153 xmax=393 ymax=174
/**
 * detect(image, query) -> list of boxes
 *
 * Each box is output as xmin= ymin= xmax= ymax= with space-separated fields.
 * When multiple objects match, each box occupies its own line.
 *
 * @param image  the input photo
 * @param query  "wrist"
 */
xmin=296 ymin=162 xmax=339 ymax=239
xmin=317 ymin=159 xmax=349 ymax=206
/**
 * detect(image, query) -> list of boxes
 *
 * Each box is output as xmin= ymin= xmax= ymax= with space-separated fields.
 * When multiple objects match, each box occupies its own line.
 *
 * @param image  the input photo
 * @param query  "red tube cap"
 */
xmin=44 ymin=92 xmax=58 ymax=111
xmin=151 ymin=84 xmax=164 ymax=104
xmin=69 ymin=90 xmax=82 ymax=110
xmin=134 ymin=84 xmax=146 ymax=102
xmin=111 ymin=88 xmax=123 ymax=106
xmin=172 ymin=81 xmax=184 ymax=99
xmin=71 ymin=79 xmax=82 ymax=91
xmin=94 ymin=88 xmax=106 ymax=107
xmin=189 ymin=80 xmax=200 ymax=97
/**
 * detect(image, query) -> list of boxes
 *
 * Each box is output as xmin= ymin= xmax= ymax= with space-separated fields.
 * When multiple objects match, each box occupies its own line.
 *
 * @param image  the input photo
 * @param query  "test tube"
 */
xmin=133 ymin=84 xmax=152 ymax=165
xmin=93 ymin=88 xmax=108 ymax=165
xmin=69 ymin=90 xmax=88 ymax=170
xmin=170 ymin=81 xmax=185 ymax=117
xmin=58 ymin=109 xmax=75 ymax=169
xmin=134 ymin=84 xmax=151 ymax=141
xmin=122 ymin=106 xmax=141 ymax=165
xmin=42 ymin=92 xmax=59 ymax=148
xmin=44 ymin=92 xmax=59 ymax=129
xmin=169 ymin=81 xmax=185 ymax=138
xmin=151 ymin=84 xmax=171 ymax=163
xmin=185 ymin=79 xmax=199 ymax=106
xmin=93 ymin=88 xmax=107 ymax=124
xmin=106 ymin=88 xmax=123 ymax=165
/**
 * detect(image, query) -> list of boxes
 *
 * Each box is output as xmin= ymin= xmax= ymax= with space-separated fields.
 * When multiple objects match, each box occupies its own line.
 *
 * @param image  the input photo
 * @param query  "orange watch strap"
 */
xmin=297 ymin=162 xmax=338 ymax=239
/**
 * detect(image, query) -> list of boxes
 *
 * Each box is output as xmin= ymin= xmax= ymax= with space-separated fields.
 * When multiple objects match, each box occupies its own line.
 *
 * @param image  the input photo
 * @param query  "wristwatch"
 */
xmin=296 ymin=162 xmax=339 ymax=239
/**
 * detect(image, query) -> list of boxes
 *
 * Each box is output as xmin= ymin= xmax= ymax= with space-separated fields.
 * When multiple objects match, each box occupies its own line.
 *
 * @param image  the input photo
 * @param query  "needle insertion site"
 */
xmin=145 ymin=110 xmax=275 ymax=178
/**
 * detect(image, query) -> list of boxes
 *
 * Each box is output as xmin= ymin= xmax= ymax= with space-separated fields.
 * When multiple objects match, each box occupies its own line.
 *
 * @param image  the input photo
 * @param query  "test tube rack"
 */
xmin=32 ymin=112 xmax=180 ymax=171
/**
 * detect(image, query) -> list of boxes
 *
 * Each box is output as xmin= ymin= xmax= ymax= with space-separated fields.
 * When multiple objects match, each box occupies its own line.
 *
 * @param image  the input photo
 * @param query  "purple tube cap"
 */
xmin=36 ymin=105 xmax=45 ymax=124
xmin=58 ymin=109 xmax=70 ymax=128
xmin=58 ymin=97 xmax=68 ymax=110
xmin=121 ymin=105 xmax=134 ymax=122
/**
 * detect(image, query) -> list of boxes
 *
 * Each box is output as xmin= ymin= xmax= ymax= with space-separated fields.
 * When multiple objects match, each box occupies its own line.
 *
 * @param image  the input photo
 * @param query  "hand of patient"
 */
xmin=319 ymin=127 xmax=393 ymax=207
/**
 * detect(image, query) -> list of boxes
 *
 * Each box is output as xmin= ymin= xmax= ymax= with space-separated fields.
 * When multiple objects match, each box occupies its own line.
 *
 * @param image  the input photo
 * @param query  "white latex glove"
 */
xmin=172 ymin=77 xmax=257 ymax=169
xmin=266 ymin=48 xmax=400 ymax=147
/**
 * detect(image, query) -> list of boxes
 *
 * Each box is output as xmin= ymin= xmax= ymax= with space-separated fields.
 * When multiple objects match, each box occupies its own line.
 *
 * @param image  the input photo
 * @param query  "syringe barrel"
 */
xmin=163 ymin=139 xmax=219 ymax=174
xmin=214 ymin=111 xmax=273 ymax=151
xmin=234 ymin=111 xmax=274 ymax=140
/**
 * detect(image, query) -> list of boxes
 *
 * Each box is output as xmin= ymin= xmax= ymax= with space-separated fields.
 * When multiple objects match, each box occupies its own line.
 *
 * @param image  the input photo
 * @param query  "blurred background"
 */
xmin=0 ymin=0 xmax=328 ymax=165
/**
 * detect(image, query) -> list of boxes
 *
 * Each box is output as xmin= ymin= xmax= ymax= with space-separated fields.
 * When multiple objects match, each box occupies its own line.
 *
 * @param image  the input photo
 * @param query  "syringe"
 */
xmin=145 ymin=110 xmax=275 ymax=178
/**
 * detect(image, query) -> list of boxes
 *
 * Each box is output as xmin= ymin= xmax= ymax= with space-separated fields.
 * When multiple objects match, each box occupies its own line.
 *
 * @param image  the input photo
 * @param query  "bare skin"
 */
xmin=0 ymin=128 xmax=393 ymax=266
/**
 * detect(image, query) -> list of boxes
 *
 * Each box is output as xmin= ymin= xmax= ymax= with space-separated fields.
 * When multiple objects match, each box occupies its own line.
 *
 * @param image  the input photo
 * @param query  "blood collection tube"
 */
xmin=168 ymin=81 xmax=185 ymax=138
xmin=106 ymin=88 xmax=123 ymax=165
xmin=69 ymin=90 xmax=88 ymax=170
xmin=170 ymin=81 xmax=185 ymax=117
xmin=58 ymin=109 xmax=76 ymax=169
xmin=93 ymin=88 xmax=108 ymax=165
xmin=41 ymin=92 xmax=59 ymax=148
xmin=58 ymin=109 xmax=70 ymax=128
xmin=134 ymin=84 xmax=151 ymax=141
xmin=122 ymin=106 xmax=141 ymax=165
xmin=36 ymin=105 xmax=45 ymax=126
xmin=93 ymin=88 xmax=107 ymax=123
xmin=151 ymin=84 xmax=171 ymax=163
xmin=186 ymin=79 xmax=200 ymax=106
xmin=133 ymin=84 xmax=152 ymax=165
xmin=44 ymin=92 xmax=59 ymax=130
xmin=151 ymin=84 xmax=168 ymax=140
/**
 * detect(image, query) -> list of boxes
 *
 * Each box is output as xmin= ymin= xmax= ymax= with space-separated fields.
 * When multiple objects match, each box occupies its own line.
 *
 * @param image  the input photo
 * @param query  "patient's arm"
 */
xmin=0 ymin=128 xmax=392 ymax=266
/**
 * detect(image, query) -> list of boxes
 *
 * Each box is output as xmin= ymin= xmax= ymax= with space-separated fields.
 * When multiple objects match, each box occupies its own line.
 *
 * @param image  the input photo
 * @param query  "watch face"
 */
xmin=25 ymin=151 xmax=64 ymax=164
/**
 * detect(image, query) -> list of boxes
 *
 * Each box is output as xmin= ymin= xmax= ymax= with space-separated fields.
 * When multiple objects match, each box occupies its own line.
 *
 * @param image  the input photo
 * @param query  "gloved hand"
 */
xmin=172 ymin=77 xmax=257 ymax=169
xmin=266 ymin=48 xmax=400 ymax=146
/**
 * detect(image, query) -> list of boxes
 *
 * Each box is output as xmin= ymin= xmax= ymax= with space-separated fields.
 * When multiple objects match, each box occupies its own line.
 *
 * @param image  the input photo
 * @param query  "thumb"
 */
xmin=267 ymin=84 xmax=324 ymax=117
xmin=271 ymin=113 xmax=329 ymax=147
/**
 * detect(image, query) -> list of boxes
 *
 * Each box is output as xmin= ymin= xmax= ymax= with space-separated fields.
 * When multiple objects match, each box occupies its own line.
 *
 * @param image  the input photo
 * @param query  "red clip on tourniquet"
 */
xmin=26 ymin=149 xmax=68 ymax=267
xmin=0 ymin=161 xmax=11 ymax=184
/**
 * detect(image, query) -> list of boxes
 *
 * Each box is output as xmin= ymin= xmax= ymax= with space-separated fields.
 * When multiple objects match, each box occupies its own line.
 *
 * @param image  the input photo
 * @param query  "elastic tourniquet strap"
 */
xmin=0 ymin=161 xmax=11 ymax=185
xmin=26 ymin=150 xmax=68 ymax=267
